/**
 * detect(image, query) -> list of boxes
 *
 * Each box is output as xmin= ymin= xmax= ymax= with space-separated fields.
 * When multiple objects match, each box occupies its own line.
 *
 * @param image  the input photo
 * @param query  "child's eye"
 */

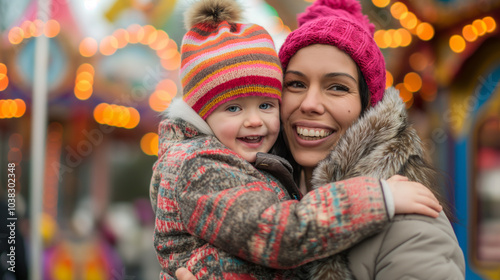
xmin=259 ymin=103 xmax=272 ymax=110
xmin=226 ymin=105 xmax=241 ymax=112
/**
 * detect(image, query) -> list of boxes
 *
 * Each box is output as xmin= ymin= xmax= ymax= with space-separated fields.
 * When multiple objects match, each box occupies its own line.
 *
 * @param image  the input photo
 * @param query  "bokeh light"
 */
xmin=472 ymin=19 xmax=487 ymax=36
xmin=44 ymin=19 xmax=60 ymax=38
xmin=0 ymin=99 xmax=26 ymax=118
xmin=93 ymin=103 xmax=140 ymax=129
xmin=372 ymin=0 xmax=390 ymax=8
xmin=409 ymin=52 xmax=429 ymax=71
xmin=416 ymin=22 xmax=434 ymax=41
xmin=8 ymin=27 xmax=24 ymax=44
xmin=140 ymin=132 xmax=159 ymax=156
xmin=79 ymin=37 xmax=98 ymax=57
xmin=386 ymin=70 xmax=394 ymax=89
xmin=483 ymin=16 xmax=496 ymax=33
xmin=450 ymin=35 xmax=466 ymax=53
xmin=390 ymin=2 xmax=408 ymax=20
xmin=462 ymin=25 xmax=478 ymax=42
xmin=404 ymin=72 xmax=423 ymax=92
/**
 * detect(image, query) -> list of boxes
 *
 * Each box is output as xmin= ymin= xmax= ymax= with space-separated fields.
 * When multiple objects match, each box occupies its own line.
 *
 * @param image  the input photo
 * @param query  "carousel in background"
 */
xmin=1 ymin=0 xmax=500 ymax=278
xmin=346 ymin=0 xmax=500 ymax=279
xmin=0 ymin=0 xmax=291 ymax=279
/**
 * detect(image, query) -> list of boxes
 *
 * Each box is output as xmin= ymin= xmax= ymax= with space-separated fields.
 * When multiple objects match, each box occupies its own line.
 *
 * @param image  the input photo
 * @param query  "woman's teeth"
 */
xmin=296 ymin=127 xmax=332 ymax=138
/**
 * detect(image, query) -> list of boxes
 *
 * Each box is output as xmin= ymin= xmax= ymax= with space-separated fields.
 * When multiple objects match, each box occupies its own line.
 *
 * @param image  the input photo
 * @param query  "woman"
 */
xmin=176 ymin=0 xmax=465 ymax=279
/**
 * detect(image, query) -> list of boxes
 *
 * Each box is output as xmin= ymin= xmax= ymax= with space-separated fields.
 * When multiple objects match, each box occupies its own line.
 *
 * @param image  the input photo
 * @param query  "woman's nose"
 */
xmin=299 ymin=88 xmax=325 ymax=115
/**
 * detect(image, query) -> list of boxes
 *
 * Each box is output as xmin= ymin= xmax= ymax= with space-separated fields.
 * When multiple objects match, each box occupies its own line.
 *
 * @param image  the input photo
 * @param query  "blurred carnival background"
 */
xmin=0 ymin=0 xmax=499 ymax=279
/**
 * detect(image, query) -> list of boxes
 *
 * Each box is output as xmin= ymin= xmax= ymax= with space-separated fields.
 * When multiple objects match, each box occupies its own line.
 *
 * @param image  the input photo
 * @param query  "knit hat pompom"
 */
xmin=298 ymin=0 xmax=375 ymax=35
xmin=184 ymin=0 xmax=242 ymax=30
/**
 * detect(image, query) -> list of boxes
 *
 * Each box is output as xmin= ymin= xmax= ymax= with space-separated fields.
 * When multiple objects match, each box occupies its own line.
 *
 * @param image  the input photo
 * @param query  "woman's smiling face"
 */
xmin=281 ymin=44 xmax=362 ymax=171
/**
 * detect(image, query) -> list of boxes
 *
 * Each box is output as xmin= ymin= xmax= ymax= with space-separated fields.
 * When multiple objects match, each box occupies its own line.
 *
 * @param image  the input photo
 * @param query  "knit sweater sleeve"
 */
xmin=176 ymin=152 xmax=389 ymax=269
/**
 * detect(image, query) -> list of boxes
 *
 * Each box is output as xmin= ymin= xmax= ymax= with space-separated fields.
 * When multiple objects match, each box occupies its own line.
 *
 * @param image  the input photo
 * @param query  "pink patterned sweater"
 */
xmin=149 ymin=117 xmax=389 ymax=279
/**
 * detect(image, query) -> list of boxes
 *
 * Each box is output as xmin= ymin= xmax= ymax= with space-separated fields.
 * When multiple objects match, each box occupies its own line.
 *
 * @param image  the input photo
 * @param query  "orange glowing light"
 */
xmin=118 ymin=108 xmax=131 ymax=127
xmin=161 ymin=52 xmax=181 ymax=71
xmin=20 ymin=21 xmax=32 ymax=39
xmin=0 ymin=75 xmax=9 ymax=91
xmin=141 ymin=132 xmax=159 ymax=156
xmin=386 ymin=70 xmax=394 ymax=89
xmin=14 ymin=99 xmax=26 ymax=118
xmin=157 ymin=48 xmax=177 ymax=60
xmin=79 ymin=37 xmax=98 ymax=57
xmin=473 ymin=19 xmax=487 ymax=36
xmin=400 ymin=12 xmax=418 ymax=30
xmin=76 ymin=80 xmax=92 ymax=92
xmin=125 ymin=108 xmax=140 ymax=129
xmin=149 ymin=91 xmax=172 ymax=112
xmin=77 ymin=63 xmax=95 ymax=76
xmin=102 ymin=104 xmax=115 ymax=124
xmin=8 ymin=27 xmax=24 ymax=45
xmin=74 ymin=87 xmax=92 ymax=100
xmin=449 ymin=35 xmax=466 ymax=53
xmin=483 ymin=16 xmax=496 ymax=33
xmin=44 ymin=20 xmax=60 ymax=38
xmin=390 ymin=2 xmax=408 ymax=20
xmin=409 ymin=52 xmax=428 ymax=71
xmin=374 ymin=30 xmax=387 ymax=48
xmin=0 ymin=63 xmax=6 ymax=74
xmin=99 ymin=36 xmax=118 ymax=56
xmin=150 ymin=30 xmax=170 ymax=50
xmin=398 ymin=28 xmax=412 ymax=47
xmin=390 ymin=29 xmax=401 ymax=48
xmin=113 ymin=28 xmax=130 ymax=48
xmin=140 ymin=25 xmax=158 ymax=45
xmin=416 ymin=22 xmax=434 ymax=41
xmin=127 ymin=24 xmax=144 ymax=44
xmin=31 ymin=19 xmax=44 ymax=37
xmin=372 ymin=0 xmax=390 ymax=8
xmin=156 ymin=79 xmax=178 ymax=94
xmin=462 ymin=25 xmax=478 ymax=42
xmin=404 ymin=72 xmax=422 ymax=92
xmin=93 ymin=103 xmax=108 ymax=124
xmin=395 ymin=83 xmax=414 ymax=108
xmin=76 ymin=72 xmax=94 ymax=84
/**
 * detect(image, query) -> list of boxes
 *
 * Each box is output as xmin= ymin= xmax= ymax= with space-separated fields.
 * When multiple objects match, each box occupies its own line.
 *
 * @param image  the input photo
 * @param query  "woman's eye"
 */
xmin=285 ymin=81 xmax=305 ymax=89
xmin=329 ymin=84 xmax=349 ymax=92
xmin=259 ymin=103 xmax=272 ymax=110
xmin=227 ymin=106 xmax=240 ymax=112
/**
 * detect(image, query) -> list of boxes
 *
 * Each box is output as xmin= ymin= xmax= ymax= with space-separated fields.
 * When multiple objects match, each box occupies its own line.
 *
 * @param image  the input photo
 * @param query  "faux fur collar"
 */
xmin=163 ymin=98 xmax=214 ymax=136
xmin=311 ymin=87 xmax=426 ymax=187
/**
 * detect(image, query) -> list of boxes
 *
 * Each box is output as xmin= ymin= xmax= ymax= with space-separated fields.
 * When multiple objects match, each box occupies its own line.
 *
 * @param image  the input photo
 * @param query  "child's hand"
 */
xmin=176 ymin=268 xmax=196 ymax=280
xmin=386 ymin=175 xmax=442 ymax=218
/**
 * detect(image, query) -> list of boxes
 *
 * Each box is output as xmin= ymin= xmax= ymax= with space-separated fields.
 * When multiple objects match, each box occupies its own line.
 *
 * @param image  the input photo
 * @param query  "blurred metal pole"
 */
xmin=30 ymin=0 xmax=51 ymax=279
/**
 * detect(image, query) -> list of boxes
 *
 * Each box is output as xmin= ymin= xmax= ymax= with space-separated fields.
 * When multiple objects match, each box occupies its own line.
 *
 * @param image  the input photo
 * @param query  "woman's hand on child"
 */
xmin=387 ymin=175 xmax=442 ymax=218
xmin=176 ymin=268 xmax=196 ymax=280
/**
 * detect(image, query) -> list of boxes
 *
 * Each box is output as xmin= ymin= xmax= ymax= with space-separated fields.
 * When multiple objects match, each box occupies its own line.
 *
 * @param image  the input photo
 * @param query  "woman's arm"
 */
xmin=174 ymin=152 xmax=388 ymax=269
xmin=349 ymin=212 xmax=465 ymax=279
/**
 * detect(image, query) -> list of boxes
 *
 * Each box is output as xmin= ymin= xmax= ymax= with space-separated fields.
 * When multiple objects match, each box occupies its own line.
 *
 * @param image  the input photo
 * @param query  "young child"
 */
xmin=149 ymin=0 xmax=442 ymax=279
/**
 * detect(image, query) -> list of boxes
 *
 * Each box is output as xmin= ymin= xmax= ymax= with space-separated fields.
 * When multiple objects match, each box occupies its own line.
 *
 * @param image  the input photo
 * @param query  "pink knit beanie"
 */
xmin=279 ymin=0 xmax=386 ymax=106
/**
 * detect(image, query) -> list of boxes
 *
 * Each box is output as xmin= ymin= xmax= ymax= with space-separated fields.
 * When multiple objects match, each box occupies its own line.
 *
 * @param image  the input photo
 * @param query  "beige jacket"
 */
xmin=308 ymin=87 xmax=465 ymax=279
xmin=348 ymin=212 xmax=464 ymax=279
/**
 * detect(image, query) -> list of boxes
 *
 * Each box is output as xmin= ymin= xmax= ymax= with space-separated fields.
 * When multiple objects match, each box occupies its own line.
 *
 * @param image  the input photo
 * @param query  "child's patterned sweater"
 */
xmin=150 ymin=117 xmax=389 ymax=280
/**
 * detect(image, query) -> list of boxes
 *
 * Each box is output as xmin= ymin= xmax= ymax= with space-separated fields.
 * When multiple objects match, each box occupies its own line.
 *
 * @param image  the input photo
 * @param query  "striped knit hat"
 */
xmin=181 ymin=0 xmax=283 ymax=120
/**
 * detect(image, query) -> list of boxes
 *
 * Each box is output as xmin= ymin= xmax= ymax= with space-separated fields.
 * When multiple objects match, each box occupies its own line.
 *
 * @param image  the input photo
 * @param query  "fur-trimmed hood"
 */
xmin=308 ymin=87 xmax=436 ymax=280
xmin=312 ymin=86 xmax=432 ymax=188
